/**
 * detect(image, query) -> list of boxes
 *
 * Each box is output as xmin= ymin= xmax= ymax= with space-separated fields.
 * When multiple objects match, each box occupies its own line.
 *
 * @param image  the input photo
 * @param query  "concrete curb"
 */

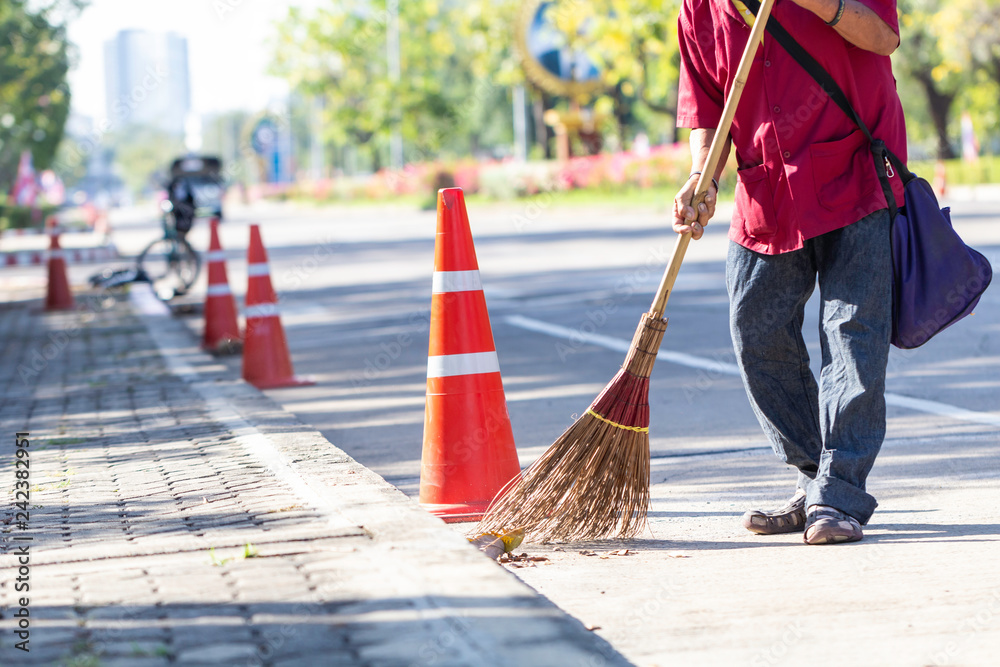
xmin=128 ymin=283 xmax=632 ymax=666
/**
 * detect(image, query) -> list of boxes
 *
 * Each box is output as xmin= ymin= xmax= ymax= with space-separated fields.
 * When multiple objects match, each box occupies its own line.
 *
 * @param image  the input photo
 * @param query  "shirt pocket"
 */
xmin=736 ymin=163 xmax=778 ymax=239
xmin=809 ymin=129 xmax=877 ymax=212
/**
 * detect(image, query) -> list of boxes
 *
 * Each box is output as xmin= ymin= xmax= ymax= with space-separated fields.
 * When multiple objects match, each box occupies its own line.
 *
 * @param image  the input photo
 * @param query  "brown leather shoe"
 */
xmin=742 ymin=490 xmax=807 ymax=535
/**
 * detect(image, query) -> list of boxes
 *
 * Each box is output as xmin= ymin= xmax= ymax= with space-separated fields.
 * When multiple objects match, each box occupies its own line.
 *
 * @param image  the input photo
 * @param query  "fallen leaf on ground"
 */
xmin=468 ymin=528 xmax=528 ymax=560
xmin=579 ymin=550 xmax=597 ymax=556
xmin=500 ymin=552 xmax=549 ymax=564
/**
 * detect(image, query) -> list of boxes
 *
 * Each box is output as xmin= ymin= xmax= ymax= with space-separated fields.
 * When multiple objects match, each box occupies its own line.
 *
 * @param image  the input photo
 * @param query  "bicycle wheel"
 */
xmin=138 ymin=236 xmax=201 ymax=297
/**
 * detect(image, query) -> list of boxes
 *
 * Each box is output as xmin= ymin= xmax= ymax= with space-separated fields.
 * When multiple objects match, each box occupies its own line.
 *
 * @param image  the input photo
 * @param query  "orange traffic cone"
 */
xmin=44 ymin=232 xmax=75 ymax=311
xmin=419 ymin=188 xmax=521 ymax=523
xmin=202 ymin=218 xmax=242 ymax=353
xmin=241 ymin=224 xmax=313 ymax=389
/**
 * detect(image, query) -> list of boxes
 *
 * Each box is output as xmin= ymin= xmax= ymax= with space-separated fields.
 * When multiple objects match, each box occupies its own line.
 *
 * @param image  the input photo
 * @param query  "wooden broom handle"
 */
xmin=649 ymin=0 xmax=777 ymax=319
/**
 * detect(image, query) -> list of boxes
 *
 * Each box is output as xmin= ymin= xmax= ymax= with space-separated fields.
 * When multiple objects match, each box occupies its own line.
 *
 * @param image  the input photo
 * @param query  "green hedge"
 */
xmin=908 ymin=156 xmax=1000 ymax=186
xmin=0 ymin=204 xmax=58 ymax=232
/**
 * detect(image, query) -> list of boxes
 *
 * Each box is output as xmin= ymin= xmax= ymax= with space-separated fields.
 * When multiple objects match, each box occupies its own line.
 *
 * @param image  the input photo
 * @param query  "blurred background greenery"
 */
xmin=3 ymin=0 xmax=1000 ymax=224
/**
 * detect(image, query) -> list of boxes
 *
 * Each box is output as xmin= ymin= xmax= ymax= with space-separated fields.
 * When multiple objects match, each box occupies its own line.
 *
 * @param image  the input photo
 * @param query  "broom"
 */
xmin=477 ymin=0 xmax=777 ymax=542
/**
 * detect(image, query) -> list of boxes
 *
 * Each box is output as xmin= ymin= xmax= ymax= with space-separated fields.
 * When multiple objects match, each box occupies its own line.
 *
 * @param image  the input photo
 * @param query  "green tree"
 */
xmin=575 ymin=2 xmax=681 ymax=111
xmin=894 ymin=1 xmax=968 ymax=158
xmin=0 ymin=0 xmax=84 ymax=191
xmin=934 ymin=0 xmax=1000 ymax=145
xmin=271 ymin=1 xmax=520 ymax=171
xmin=937 ymin=0 xmax=1000 ymax=91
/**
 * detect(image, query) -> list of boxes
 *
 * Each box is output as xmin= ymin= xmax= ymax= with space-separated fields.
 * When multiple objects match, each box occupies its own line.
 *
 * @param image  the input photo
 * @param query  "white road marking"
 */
xmin=881 ymin=393 xmax=1000 ymax=428
xmin=505 ymin=314 xmax=1000 ymax=428
xmin=505 ymin=314 xmax=741 ymax=375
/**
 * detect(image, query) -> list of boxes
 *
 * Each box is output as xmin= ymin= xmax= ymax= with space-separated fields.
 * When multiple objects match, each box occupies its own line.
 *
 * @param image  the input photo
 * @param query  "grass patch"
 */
xmin=208 ymin=547 xmax=232 ymax=567
xmin=209 ymin=543 xmax=260 ymax=566
xmin=286 ymin=182 xmax=734 ymax=211
xmin=64 ymin=639 xmax=102 ymax=667
xmin=47 ymin=438 xmax=86 ymax=446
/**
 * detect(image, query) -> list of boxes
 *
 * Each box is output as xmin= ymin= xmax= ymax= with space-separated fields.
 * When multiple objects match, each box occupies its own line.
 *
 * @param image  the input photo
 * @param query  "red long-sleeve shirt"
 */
xmin=677 ymin=0 xmax=907 ymax=255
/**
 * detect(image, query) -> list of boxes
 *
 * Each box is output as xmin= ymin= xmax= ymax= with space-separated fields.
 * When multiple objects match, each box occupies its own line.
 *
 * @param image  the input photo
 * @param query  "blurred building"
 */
xmin=104 ymin=30 xmax=191 ymax=136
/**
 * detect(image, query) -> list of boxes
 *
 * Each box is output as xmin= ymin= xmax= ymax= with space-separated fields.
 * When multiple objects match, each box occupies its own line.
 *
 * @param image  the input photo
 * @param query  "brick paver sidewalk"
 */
xmin=0 ymin=283 xmax=628 ymax=667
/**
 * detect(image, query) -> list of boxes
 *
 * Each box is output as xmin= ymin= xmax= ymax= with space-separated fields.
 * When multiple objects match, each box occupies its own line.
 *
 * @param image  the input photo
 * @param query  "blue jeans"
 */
xmin=727 ymin=209 xmax=892 ymax=524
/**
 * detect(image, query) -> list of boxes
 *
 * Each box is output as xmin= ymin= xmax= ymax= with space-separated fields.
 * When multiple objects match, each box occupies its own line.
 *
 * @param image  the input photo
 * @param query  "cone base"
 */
xmin=247 ymin=375 xmax=315 ymax=390
xmin=421 ymin=500 xmax=490 ymax=523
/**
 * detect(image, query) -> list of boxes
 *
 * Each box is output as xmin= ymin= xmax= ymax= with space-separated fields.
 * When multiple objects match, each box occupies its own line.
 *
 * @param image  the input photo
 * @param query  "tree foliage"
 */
xmin=271 ymin=1 xmax=521 ymax=171
xmin=572 ymin=0 xmax=681 ymax=115
xmin=893 ymin=0 xmax=1000 ymax=158
xmin=894 ymin=0 xmax=964 ymax=158
xmin=267 ymin=0 xmax=1000 ymax=165
xmin=0 ymin=0 xmax=83 ymax=190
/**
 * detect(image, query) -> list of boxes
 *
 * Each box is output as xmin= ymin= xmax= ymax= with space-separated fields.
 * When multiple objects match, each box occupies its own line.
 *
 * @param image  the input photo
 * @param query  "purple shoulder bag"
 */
xmin=884 ymin=156 xmax=992 ymax=348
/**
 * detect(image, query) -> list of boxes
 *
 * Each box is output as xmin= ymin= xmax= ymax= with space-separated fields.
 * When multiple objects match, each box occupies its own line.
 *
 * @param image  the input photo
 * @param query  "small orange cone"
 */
xmin=241 ymin=224 xmax=313 ymax=389
xmin=419 ymin=188 xmax=520 ymax=523
xmin=44 ymin=232 xmax=75 ymax=311
xmin=202 ymin=218 xmax=242 ymax=353
xmin=934 ymin=159 xmax=948 ymax=197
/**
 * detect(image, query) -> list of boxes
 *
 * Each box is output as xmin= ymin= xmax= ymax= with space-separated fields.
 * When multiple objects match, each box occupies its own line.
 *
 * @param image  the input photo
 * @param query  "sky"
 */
xmin=67 ymin=0 xmax=324 ymax=123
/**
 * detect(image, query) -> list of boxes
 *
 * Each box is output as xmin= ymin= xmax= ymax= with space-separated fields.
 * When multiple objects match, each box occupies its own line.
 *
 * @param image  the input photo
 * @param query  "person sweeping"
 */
xmin=478 ymin=0 xmax=780 ymax=543
xmin=673 ymin=0 xmax=906 ymax=544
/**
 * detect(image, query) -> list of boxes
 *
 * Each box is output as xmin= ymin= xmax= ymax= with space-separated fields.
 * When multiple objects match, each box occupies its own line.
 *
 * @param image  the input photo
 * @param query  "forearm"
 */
xmin=792 ymin=0 xmax=899 ymax=55
xmin=689 ymin=128 xmax=730 ymax=185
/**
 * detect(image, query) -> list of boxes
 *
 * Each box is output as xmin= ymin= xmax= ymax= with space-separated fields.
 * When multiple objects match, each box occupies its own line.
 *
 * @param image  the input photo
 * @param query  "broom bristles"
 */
xmin=477 ymin=313 xmax=667 ymax=542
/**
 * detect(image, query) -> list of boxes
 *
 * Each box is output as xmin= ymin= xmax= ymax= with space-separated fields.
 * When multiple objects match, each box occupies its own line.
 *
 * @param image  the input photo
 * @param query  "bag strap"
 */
xmin=740 ymin=0 xmax=912 ymax=215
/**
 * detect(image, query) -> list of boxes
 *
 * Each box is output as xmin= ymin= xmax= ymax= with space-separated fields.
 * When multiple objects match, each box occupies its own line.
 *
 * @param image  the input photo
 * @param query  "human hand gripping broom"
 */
xmin=476 ymin=0 xmax=778 ymax=543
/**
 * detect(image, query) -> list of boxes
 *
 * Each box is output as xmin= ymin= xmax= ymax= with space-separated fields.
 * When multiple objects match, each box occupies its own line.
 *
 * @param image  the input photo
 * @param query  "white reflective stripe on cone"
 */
xmin=432 ymin=270 xmax=483 ymax=294
xmin=49 ymin=250 xmax=64 ymax=260
xmin=245 ymin=303 xmax=280 ymax=318
xmin=247 ymin=263 xmax=270 ymax=276
xmin=206 ymin=251 xmax=226 ymax=262
xmin=206 ymin=284 xmax=231 ymax=296
xmin=426 ymin=351 xmax=500 ymax=378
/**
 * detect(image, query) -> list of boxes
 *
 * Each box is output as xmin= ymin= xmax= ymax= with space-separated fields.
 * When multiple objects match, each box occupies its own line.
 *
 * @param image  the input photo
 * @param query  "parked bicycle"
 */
xmin=136 ymin=203 xmax=201 ymax=297
xmin=91 ymin=155 xmax=225 ymax=300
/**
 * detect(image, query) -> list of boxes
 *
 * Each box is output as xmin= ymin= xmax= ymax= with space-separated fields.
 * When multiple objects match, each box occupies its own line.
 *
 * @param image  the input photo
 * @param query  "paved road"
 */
xmin=112 ymin=193 xmax=1000 ymax=665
